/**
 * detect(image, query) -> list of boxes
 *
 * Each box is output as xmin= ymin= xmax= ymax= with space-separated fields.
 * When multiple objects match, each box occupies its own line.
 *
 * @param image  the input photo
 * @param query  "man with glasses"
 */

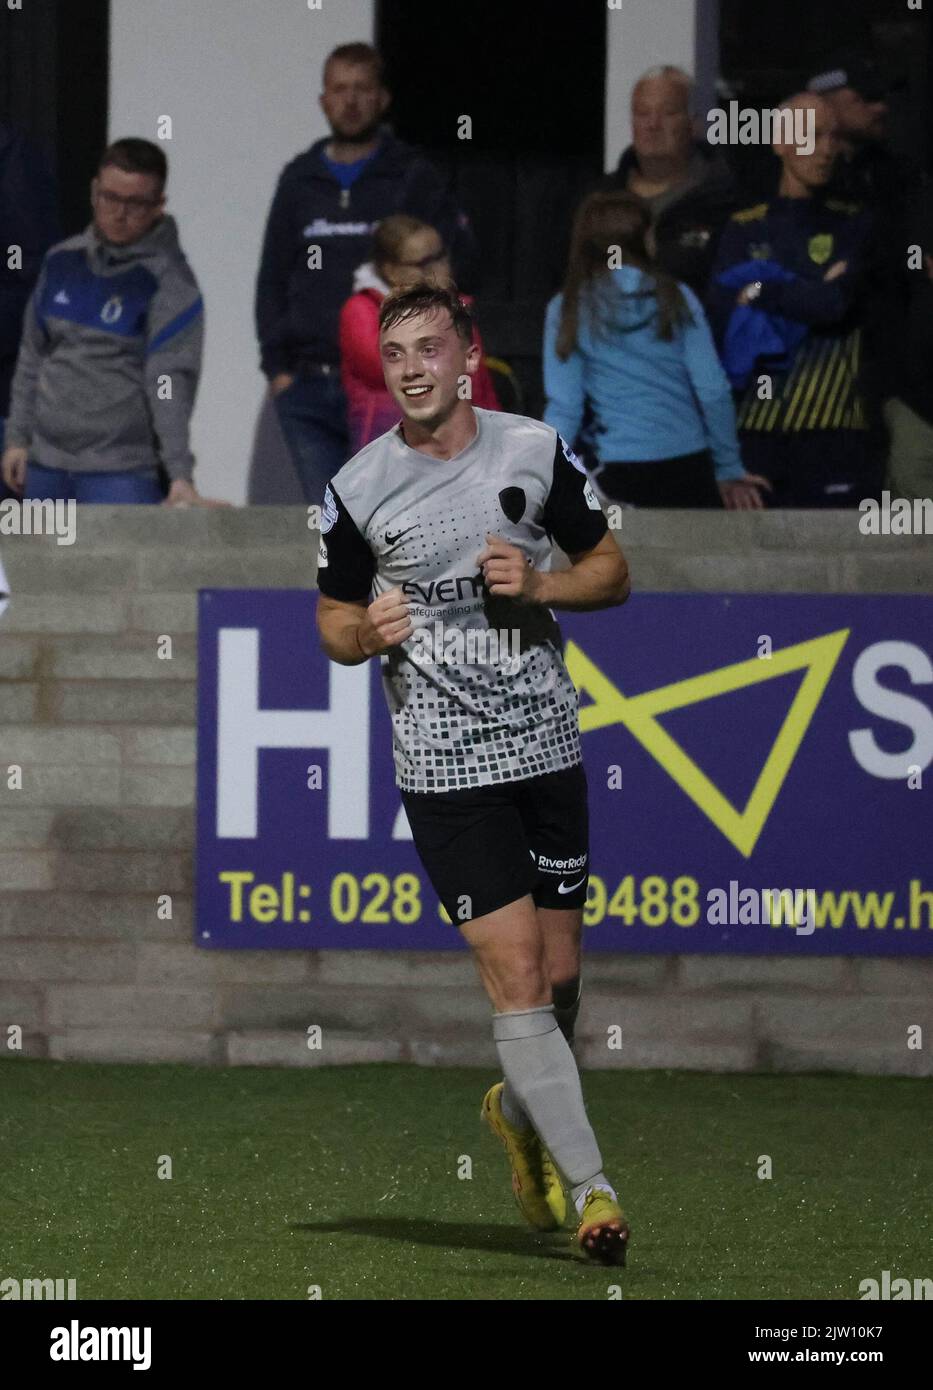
xmin=256 ymin=41 xmax=476 ymax=504
xmin=2 ymin=138 xmax=212 ymax=505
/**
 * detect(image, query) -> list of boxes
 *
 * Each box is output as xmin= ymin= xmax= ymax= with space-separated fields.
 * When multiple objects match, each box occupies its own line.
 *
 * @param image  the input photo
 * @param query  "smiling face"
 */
xmin=380 ymin=306 xmax=479 ymax=432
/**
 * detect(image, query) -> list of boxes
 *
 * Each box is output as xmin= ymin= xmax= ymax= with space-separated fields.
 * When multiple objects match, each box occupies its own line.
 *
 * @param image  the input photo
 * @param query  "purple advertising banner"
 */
xmin=196 ymin=590 xmax=933 ymax=954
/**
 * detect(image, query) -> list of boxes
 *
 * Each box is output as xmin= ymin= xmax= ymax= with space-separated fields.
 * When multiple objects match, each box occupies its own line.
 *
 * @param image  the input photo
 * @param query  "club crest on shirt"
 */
xmin=808 ymin=233 xmax=833 ymax=266
xmin=560 ymin=435 xmax=586 ymax=475
xmin=498 ymin=486 xmax=526 ymax=523
xmin=321 ymin=484 xmax=338 ymax=534
xmin=100 ymin=296 xmax=124 ymax=325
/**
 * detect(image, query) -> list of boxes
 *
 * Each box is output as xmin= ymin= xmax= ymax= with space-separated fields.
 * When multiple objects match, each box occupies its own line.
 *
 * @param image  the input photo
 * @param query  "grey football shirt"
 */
xmin=316 ymin=407 xmax=608 ymax=793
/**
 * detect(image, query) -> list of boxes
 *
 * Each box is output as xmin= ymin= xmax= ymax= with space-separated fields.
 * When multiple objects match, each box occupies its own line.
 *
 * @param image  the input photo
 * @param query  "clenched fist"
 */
xmin=476 ymin=533 xmax=542 ymax=602
xmin=357 ymin=587 xmax=414 ymax=657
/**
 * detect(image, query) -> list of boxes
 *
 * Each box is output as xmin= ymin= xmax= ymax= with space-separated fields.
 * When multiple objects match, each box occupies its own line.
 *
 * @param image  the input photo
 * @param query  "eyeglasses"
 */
xmin=94 ymin=187 xmax=161 ymax=217
xmin=395 ymin=246 xmax=447 ymax=271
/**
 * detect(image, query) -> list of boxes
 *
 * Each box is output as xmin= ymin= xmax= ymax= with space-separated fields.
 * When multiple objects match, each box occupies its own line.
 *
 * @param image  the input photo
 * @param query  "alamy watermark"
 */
xmin=858 ymin=492 xmax=933 ymax=536
xmin=1 ymin=1275 xmax=77 ymax=1299
xmin=410 ymin=621 xmax=521 ymax=675
xmin=50 ymin=1320 xmax=151 ymax=1370
xmin=0 ymin=498 xmax=76 ymax=546
xmin=707 ymin=882 xmax=817 ymax=936
xmin=859 ymin=1269 xmax=932 ymax=1300
xmin=707 ymin=102 xmax=815 ymax=155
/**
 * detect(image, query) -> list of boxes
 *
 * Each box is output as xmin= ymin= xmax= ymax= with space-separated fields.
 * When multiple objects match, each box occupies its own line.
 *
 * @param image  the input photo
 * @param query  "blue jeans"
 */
xmin=274 ymin=370 xmax=349 ymax=505
xmin=25 ymin=461 xmax=164 ymax=504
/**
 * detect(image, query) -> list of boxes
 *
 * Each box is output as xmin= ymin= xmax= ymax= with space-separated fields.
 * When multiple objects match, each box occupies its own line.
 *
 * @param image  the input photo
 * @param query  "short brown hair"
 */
xmin=378 ymin=283 xmax=474 ymax=345
xmin=372 ymin=213 xmax=435 ymax=273
xmin=98 ymin=138 xmax=167 ymax=193
xmin=324 ymin=42 xmax=384 ymax=86
xmin=556 ymin=190 xmax=691 ymax=359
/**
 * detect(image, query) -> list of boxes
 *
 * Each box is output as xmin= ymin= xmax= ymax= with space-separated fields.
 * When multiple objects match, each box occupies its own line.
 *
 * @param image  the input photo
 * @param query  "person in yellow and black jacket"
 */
xmin=708 ymin=94 xmax=880 ymax=508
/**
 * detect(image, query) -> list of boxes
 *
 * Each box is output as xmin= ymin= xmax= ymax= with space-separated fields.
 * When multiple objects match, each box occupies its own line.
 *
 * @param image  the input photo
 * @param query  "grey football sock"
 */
xmin=570 ymin=1176 xmax=617 ymax=1213
xmin=500 ymin=1080 xmax=533 ymax=1131
xmin=492 ymin=1004 xmax=607 ymax=1188
xmin=499 ymin=977 xmax=583 ymax=1131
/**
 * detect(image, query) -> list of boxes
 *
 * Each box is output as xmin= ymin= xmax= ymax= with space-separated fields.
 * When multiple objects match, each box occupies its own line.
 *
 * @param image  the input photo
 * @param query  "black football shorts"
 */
xmin=400 ymin=762 xmax=590 ymax=924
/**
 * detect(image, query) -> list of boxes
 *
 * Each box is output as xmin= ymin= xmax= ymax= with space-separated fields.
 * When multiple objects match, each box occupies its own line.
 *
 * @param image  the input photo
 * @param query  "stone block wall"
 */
xmin=1 ymin=508 xmax=931 ymax=1074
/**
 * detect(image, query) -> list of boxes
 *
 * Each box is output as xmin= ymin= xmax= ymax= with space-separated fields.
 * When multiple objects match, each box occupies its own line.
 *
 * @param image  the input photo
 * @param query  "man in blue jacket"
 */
xmin=2 ymin=138 xmax=210 ymax=506
xmin=255 ymin=42 xmax=476 ymax=504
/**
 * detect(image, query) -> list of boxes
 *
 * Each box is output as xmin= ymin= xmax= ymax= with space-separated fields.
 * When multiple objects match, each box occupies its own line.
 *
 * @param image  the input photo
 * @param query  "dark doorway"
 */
xmin=719 ymin=0 xmax=932 ymax=197
xmin=377 ymin=0 xmax=606 ymax=415
xmin=0 ymin=0 xmax=110 ymax=235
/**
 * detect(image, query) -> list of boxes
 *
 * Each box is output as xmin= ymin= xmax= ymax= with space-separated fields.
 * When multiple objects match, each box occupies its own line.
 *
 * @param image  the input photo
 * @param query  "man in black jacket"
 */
xmin=806 ymin=51 xmax=905 ymax=212
xmin=255 ymin=42 xmax=476 ymax=504
xmin=604 ymin=65 xmax=739 ymax=299
xmin=807 ymin=51 xmax=931 ymax=500
xmin=708 ymin=94 xmax=877 ymax=508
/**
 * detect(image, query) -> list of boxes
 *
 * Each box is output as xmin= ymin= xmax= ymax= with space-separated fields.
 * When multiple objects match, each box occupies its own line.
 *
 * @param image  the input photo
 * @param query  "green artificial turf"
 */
xmin=1 ymin=1060 xmax=930 ymax=1300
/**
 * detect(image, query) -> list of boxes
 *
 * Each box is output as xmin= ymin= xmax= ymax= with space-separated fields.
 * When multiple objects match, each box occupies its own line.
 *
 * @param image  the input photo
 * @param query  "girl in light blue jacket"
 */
xmin=544 ymin=191 xmax=767 ymax=508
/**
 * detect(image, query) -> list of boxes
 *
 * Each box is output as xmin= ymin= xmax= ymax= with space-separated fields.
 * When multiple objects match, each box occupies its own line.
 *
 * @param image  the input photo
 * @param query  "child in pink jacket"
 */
xmin=339 ymin=214 xmax=500 ymax=452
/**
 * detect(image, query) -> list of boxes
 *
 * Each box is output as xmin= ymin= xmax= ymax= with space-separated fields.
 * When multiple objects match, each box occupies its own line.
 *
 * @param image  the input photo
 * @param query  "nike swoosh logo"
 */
xmin=385 ymin=525 xmax=418 ymax=547
xmin=558 ymin=875 xmax=587 ymax=894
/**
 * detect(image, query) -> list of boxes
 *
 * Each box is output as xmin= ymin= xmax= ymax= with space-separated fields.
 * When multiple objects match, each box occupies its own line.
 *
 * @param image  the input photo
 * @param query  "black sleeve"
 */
xmin=255 ymin=172 xmax=295 ymax=378
xmin=706 ymin=216 xmax=748 ymax=345
xmin=757 ymin=210 xmax=874 ymax=328
xmin=315 ymin=483 xmax=376 ymax=602
xmin=541 ymin=434 xmax=608 ymax=556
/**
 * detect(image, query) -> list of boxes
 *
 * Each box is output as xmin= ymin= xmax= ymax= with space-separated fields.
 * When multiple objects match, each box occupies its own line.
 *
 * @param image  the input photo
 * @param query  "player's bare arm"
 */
xmin=477 ymin=530 xmax=630 ymax=611
xmin=316 ymin=587 xmax=413 ymax=665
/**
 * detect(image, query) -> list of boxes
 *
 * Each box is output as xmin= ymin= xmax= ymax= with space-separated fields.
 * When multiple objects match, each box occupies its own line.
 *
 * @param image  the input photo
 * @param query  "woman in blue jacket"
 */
xmin=544 ymin=191 xmax=767 ymax=508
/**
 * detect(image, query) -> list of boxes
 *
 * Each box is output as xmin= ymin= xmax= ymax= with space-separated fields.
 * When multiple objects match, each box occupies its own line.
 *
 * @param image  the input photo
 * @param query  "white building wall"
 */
xmin=109 ymin=0 xmax=374 ymax=503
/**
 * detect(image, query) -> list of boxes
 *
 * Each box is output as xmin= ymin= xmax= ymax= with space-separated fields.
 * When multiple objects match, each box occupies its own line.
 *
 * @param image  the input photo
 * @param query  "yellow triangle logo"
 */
xmin=566 ymin=629 xmax=850 ymax=857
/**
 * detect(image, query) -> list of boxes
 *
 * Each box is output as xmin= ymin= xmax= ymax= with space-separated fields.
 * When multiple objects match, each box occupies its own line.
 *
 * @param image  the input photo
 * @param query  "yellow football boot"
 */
xmin=574 ymin=1187 xmax=630 ymax=1265
xmin=481 ymin=1082 xmax=566 ymax=1231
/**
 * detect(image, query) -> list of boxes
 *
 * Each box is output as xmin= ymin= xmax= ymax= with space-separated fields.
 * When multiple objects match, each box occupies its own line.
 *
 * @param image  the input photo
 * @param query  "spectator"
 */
xmin=807 ymin=52 xmax=930 ymax=501
xmin=601 ymin=66 xmax=739 ymax=299
xmin=1 ymin=138 xmax=212 ymax=506
xmin=708 ymin=94 xmax=877 ymax=508
xmin=806 ymin=52 xmax=911 ymax=212
xmin=883 ymin=186 xmax=933 ymax=500
xmin=256 ymin=41 xmax=477 ymax=503
xmin=544 ymin=191 xmax=766 ymax=509
xmin=339 ymin=214 xmax=499 ymax=452
xmin=0 ymin=123 xmax=59 ymax=499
